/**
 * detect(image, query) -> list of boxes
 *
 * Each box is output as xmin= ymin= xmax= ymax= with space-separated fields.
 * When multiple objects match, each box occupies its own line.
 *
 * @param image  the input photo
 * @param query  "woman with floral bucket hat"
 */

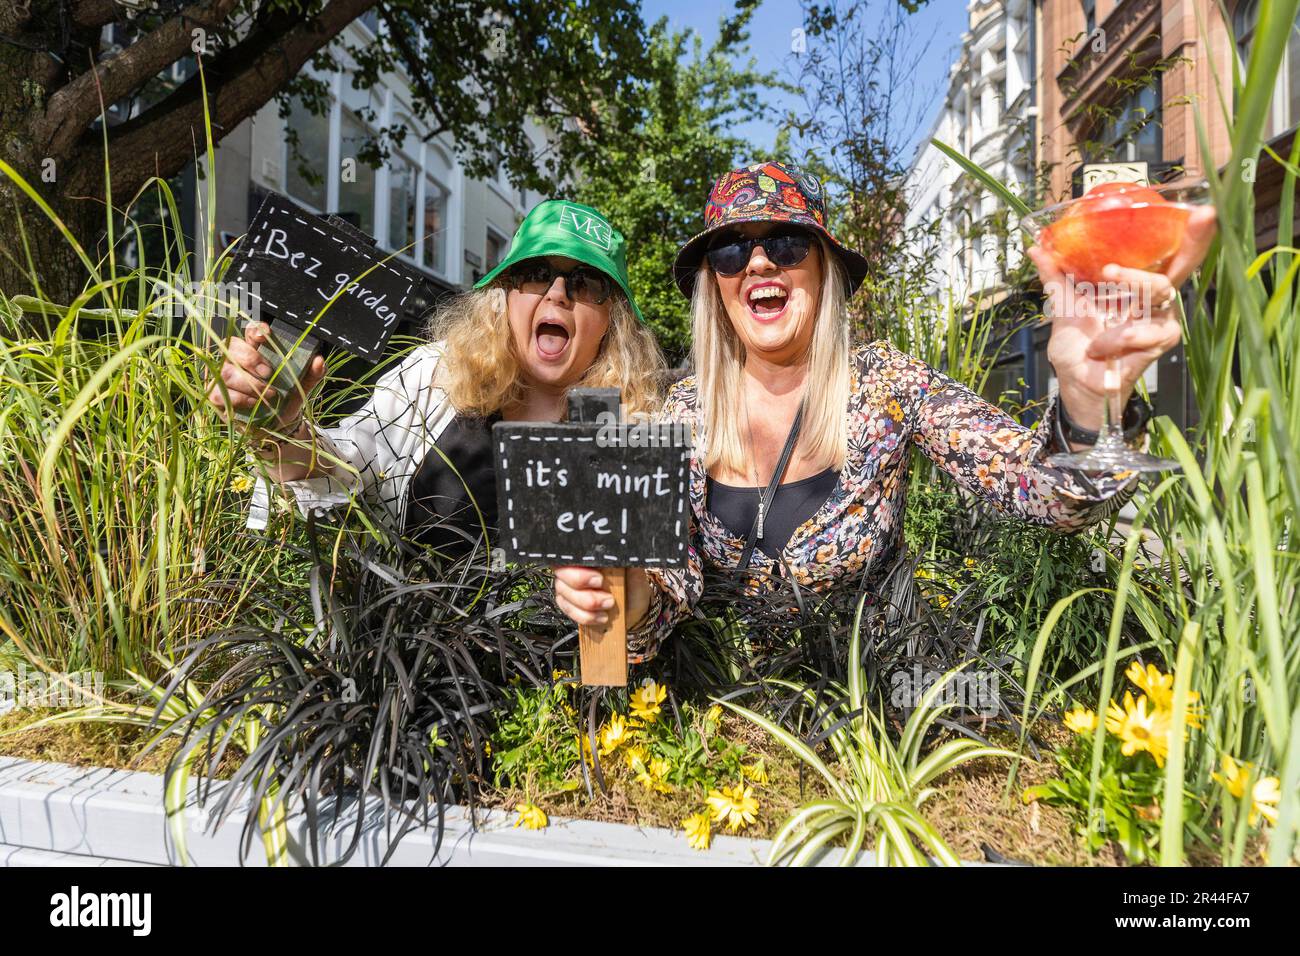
xmin=553 ymin=160 xmax=1217 ymax=662
xmin=211 ymin=199 xmax=667 ymax=565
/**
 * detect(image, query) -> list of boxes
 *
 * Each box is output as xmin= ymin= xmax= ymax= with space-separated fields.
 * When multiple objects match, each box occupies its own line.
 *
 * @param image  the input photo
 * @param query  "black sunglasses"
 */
xmin=506 ymin=260 xmax=613 ymax=305
xmin=706 ymin=229 xmax=813 ymax=276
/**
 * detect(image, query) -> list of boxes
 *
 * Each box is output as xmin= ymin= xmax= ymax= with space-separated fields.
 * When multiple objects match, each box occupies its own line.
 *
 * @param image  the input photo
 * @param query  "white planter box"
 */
xmin=0 ymin=757 xmax=862 ymax=867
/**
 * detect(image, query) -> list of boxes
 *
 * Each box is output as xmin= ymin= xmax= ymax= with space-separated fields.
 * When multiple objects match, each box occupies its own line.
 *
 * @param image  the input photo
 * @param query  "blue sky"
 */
xmin=642 ymin=0 xmax=968 ymax=165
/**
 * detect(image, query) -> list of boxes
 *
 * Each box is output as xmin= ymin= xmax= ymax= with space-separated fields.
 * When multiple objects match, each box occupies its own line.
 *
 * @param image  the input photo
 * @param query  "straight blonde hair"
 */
xmin=429 ymin=285 xmax=667 ymax=419
xmin=691 ymin=237 xmax=850 ymax=475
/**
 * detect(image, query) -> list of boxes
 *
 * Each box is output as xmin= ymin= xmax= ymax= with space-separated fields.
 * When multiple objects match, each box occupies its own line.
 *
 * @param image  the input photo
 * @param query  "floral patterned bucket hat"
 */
xmin=672 ymin=160 xmax=870 ymax=298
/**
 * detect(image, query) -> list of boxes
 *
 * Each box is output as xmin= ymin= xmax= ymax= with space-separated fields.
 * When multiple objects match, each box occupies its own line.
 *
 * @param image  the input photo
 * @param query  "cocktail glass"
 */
xmin=1019 ymin=178 xmax=1210 ymax=474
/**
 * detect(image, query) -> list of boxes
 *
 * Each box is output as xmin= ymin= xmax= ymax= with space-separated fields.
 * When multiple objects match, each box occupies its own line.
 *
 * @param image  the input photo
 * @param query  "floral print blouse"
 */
xmin=630 ymin=340 xmax=1139 ymax=663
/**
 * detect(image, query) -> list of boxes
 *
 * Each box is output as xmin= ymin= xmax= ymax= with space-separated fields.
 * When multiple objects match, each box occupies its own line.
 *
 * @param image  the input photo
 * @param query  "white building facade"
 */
xmin=196 ymin=15 xmax=545 ymax=300
xmin=903 ymin=0 xmax=1036 ymax=306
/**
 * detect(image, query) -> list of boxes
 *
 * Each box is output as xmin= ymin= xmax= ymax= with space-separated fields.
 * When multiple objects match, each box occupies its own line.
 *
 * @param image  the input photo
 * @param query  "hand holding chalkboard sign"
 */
xmin=493 ymin=388 xmax=690 ymax=685
xmin=215 ymin=193 xmax=413 ymax=430
xmin=207 ymin=320 xmax=327 ymax=441
xmin=554 ymin=565 xmax=654 ymax=628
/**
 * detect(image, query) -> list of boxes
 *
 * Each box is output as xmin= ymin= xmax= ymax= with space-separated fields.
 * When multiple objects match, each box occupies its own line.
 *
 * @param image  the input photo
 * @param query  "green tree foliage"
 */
xmin=782 ymin=0 xmax=936 ymax=343
xmin=571 ymin=1 xmax=775 ymax=364
xmin=0 ymin=1 xmax=657 ymax=302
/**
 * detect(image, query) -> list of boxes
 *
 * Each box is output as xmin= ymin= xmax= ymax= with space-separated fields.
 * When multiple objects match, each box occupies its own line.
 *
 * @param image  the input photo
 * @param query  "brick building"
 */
xmin=1038 ymin=0 xmax=1235 ymax=203
xmin=1036 ymin=0 xmax=1298 ymax=429
xmin=907 ymin=1 xmax=1300 ymax=430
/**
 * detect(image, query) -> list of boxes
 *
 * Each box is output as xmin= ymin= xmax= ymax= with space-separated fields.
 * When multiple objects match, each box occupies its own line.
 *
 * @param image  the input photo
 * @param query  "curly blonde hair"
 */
xmin=427 ymin=284 xmax=667 ymax=419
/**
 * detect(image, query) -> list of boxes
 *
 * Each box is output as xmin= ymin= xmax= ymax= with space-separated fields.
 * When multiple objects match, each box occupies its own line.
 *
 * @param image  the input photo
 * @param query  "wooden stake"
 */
xmin=578 ymin=567 xmax=627 ymax=686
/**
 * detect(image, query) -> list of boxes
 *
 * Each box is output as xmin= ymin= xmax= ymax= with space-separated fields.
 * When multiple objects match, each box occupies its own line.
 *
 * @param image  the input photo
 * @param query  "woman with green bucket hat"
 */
xmin=211 ymin=199 xmax=667 ymax=564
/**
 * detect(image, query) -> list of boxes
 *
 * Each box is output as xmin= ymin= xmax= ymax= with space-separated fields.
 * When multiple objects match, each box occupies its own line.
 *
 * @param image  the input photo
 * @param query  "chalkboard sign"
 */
xmin=228 ymin=193 xmax=413 ymax=360
xmin=492 ymin=418 xmax=691 ymax=567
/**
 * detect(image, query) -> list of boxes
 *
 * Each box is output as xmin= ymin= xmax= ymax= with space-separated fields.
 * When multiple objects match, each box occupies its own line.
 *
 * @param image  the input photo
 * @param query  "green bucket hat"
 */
xmin=474 ymin=200 xmax=644 ymax=323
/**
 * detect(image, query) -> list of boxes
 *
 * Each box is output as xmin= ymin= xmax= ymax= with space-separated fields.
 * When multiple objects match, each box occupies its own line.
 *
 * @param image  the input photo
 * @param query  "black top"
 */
xmin=706 ymin=467 xmax=840 ymax=561
xmin=403 ymin=412 xmax=500 ymax=559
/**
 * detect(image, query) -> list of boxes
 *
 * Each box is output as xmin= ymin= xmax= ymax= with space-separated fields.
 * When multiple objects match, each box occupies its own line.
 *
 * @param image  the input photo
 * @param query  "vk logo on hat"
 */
xmin=558 ymin=204 xmax=613 ymax=251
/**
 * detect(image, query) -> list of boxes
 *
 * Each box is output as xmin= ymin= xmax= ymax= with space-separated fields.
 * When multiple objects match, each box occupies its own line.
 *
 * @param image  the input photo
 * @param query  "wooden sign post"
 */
xmin=493 ymin=388 xmax=691 ymax=686
xmin=224 ymin=192 xmax=415 ymax=425
xmin=581 ymin=566 xmax=628 ymax=687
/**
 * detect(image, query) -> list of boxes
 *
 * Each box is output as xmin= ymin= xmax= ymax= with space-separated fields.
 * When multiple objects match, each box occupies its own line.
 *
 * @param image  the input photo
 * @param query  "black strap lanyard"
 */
xmin=737 ymin=403 xmax=805 ymax=571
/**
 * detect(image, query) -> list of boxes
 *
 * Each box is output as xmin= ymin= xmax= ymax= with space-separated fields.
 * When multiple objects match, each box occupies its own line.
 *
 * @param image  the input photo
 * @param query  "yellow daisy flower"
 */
xmin=633 ymin=756 xmax=673 ymax=793
xmin=683 ymin=812 xmax=711 ymax=850
xmin=706 ymin=782 xmax=760 ymax=832
xmin=1212 ymin=755 xmax=1281 ymax=827
xmin=1252 ymin=777 xmax=1282 ymax=827
xmin=629 ymin=678 xmax=667 ymax=724
xmin=1105 ymin=692 xmax=1172 ymax=767
xmin=1063 ymin=706 xmax=1098 ymax=735
xmin=742 ymin=759 xmax=769 ymax=785
xmin=514 ymin=803 xmax=547 ymax=830
xmin=705 ymin=704 xmax=723 ymax=726
xmin=1125 ymin=660 xmax=1203 ymax=727
xmin=230 ymin=474 xmax=255 ymax=494
xmin=624 ymin=744 xmax=648 ymax=772
xmin=1213 ymin=755 xmax=1250 ymax=799
xmin=599 ymin=714 xmax=632 ymax=755
xmin=1125 ymin=661 xmax=1174 ymax=708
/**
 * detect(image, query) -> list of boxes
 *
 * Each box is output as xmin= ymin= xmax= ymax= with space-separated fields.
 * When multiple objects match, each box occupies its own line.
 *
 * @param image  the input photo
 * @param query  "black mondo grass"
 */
xmin=155 ymin=494 xmax=1059 ymax=866
xmin=656 ymin=546 xmax=1040 ymax=757
xmin=158 ymin=504 xmax=577 ymax=866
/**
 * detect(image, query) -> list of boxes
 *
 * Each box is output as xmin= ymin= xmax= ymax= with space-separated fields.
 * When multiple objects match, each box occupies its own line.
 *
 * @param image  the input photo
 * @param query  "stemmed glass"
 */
xmin=1020 ymin=178 xmax=1210 ymax=473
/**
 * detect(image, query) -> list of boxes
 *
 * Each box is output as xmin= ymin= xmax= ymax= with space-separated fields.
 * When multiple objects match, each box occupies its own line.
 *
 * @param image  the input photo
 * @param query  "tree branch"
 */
xmin=82 ymin=0 xmax=376 ymax=197
xmin=376 ymin=5 xmax=449 ymax=136
xmin=38 ymin=0 xmax=243 ymax=157
xmin=69 ymin=0 xmax=122 ymax=30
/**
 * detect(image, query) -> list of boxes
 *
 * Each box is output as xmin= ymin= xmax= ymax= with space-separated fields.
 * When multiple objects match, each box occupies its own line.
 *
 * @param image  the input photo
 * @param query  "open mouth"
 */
xmin=534 ymin=320 xmax=571 ymax=358
xmin=746 ymin=284 xmax=789 ymax=321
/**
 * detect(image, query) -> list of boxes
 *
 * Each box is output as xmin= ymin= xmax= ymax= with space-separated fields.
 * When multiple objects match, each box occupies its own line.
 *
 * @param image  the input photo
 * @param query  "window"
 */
xmin=1082 ymin=0 xmax=1096 ymax=37
xmin=277 ymin=76 xmax=461 ymax=273
xmin=388 ymin=153 xmax=418 ymax=257
xmin=423 ymin=176 xmax=450 ymax=274
xmin=1236 ymin=0 xmax=1300 ymax=138
xmin=492 ymin=155 xmax=516 ymax=200
xmin=1089 ymin=79 xmax=1163 ymax=164
xmin=486 ymin=228 xmax=508 ymax=271
xmin=337 ymin=107 xmax=376 ymax=235
xmin=284 ymin=96 xmax=330 ymax=211
xmin=982 ymin=87 xmax=1001 ymax=132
